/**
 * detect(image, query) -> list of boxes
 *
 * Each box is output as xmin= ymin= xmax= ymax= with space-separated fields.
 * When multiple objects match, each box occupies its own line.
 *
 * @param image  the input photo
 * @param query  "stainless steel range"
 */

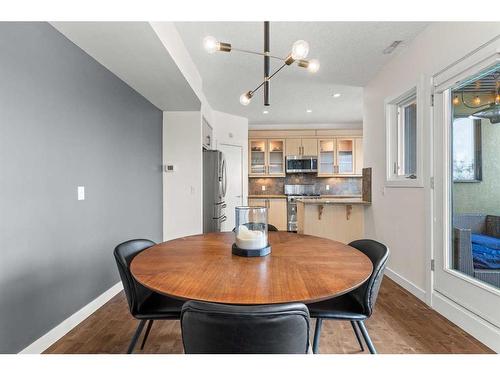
xmin=285 ymin=184 xmax=320 ymax=232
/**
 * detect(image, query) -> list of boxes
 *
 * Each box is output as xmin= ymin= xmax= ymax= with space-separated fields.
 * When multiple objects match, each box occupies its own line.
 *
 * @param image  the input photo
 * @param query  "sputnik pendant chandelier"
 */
xmin=203 ymin=21 xmax=320 ymax=107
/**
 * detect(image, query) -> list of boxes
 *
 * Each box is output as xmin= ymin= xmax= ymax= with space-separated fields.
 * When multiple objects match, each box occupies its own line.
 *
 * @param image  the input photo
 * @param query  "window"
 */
xmin=385 ymin=85 xmax=423 ymax=187
xmin=397 ymin=96 xmax=417 ymax=177
xmin=452 ymin=118 xmax=482 ymax=182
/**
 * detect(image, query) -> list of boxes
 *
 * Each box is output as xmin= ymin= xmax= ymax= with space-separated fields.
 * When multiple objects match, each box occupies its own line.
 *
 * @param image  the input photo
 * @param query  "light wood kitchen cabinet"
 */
xmin=248 ymin=131 xmax=363 ymax=178
xmin=248 ymin=198 xmax=287 ymax=231
xmin=297 ymin=201 xmax=365 ymax=244
xmin=249 ymin=139 xmax=267 ymax=176
xmin=301 ymin=138 xmax=318 ymax=156
xmin=336 ymin=138 xmax=355 ymax=174
xmin=285 ymin=138 xmax=302 ymax=156
xmin=249 ymin=139 xmax=285 ymax=177
xmin=285 ymin=138 xmax=318 ymax=157
xmin=355 ymin=137 xmax=363 ymax=175
xmin=317 ymin=137 xmax=362 ymax=176
xmin=318 ymin=139 xmax=335 ymax=176
xmin=267 ymin=139 xmax=285 ymax=176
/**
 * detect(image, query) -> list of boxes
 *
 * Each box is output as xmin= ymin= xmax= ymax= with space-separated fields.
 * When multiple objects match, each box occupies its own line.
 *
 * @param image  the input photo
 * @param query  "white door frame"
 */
xmin=430 ymin=36 xmax=500 ymax=352
xmin=219 ymin=142 xmax=244 ymax=202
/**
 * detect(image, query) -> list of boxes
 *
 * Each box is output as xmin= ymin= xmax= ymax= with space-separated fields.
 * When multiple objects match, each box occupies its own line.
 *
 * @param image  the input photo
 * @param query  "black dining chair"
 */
xmin=114 ymin=239 xmax=184 ymax=353
xmin=180 ymin=300 xmax=311 ymax=354
xmin=232 ymin=223 xmax=279 ymax=232
xmin=307 ymin=239 xmax=389 ymax=354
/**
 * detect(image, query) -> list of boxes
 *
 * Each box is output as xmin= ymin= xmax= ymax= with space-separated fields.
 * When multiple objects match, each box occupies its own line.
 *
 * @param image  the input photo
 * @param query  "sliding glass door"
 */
xmin=432 ymin=52 xmax=500 ymax=336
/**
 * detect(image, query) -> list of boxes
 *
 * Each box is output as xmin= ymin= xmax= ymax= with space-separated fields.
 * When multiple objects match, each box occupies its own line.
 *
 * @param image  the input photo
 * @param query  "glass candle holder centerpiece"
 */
xmin=232 ymin=206 xmax=271 ymax=257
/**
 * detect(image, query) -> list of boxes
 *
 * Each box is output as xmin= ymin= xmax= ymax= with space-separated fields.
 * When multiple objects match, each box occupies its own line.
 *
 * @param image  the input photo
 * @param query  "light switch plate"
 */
xmin=77 ymin=186 xmax=85 ymax=201
xmin=261 ymin=185 xmax=266 ymax=191
xmin=326 ymin=185 xmax=330 ymax=191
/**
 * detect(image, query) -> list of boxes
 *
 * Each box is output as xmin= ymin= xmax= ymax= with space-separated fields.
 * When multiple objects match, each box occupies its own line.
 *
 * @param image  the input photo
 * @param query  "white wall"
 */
xmin=163 ymin=111 xmax=203 ymax=240
xmin=149 ymin=22 xmax=218 ymax=127
xmin=153 ymin=22 xmax=249 ymax=239
xmin=162 ymin=110 xmax=248 ymax=241
xmin=363 ymin=23 xmax=500 ymax=299
xmin=213 ymin=110 xmax=249 ymax=202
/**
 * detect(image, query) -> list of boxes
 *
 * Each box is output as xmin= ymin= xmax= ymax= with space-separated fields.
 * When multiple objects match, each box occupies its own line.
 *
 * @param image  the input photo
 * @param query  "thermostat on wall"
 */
xmin=165 ymin=164 xmax=175 ymax=172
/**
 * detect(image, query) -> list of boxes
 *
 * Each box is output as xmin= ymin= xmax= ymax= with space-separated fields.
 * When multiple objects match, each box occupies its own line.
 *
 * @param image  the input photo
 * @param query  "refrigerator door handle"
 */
xmin=222 ymin=157 xmax=227 ymax=198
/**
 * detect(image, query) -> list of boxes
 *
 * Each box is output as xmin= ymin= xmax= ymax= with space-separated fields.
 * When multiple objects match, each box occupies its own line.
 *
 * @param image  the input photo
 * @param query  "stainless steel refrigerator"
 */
xmin=203 ymin=149 xmax=227 ymax=232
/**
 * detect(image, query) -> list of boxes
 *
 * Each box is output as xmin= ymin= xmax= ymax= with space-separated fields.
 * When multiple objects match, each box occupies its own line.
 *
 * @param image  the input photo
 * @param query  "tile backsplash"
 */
xmin=249 ymin=174 xmax=362 ymax=196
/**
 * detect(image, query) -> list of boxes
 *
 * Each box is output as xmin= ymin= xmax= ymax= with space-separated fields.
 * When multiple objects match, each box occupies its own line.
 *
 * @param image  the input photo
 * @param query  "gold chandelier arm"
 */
xmin=231 ymin=47 xmax=285 ymax=61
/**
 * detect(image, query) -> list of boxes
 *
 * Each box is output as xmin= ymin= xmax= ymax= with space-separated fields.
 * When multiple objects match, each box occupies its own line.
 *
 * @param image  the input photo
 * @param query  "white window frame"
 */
xmin=385 ymin=80 xmax=424 ymax=188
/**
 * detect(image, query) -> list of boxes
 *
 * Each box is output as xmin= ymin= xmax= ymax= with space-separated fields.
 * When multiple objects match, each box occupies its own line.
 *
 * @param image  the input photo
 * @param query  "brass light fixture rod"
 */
xmin=231 ymin=47 xmax=285 ymax=61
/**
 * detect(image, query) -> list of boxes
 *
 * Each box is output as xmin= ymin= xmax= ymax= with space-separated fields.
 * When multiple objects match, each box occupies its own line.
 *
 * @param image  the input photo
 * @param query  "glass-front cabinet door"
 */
xmin=267 ymin=139 xmax=285 ymax=176
xmin=336 ymin=138 xmax=355 ymax=174
xmin=318 ymin=139 xmax=335 ymax=176
xmin=249 ymin=139 xmax=267 ymax=176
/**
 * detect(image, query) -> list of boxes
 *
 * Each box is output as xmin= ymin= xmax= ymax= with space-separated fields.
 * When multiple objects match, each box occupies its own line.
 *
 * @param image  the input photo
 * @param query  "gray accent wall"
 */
xmin=0 ymin=23 xmax=163 ymax=353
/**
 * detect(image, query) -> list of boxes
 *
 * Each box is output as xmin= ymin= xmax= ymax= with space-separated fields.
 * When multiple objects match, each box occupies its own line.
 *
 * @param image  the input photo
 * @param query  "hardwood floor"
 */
xmin=44 ymin=277 xmax=494 ymax=354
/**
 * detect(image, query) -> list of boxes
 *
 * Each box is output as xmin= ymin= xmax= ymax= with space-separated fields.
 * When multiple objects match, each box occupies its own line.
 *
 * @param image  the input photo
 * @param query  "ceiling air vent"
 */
xmin=383 ymin=40 xmax=403 ymax=55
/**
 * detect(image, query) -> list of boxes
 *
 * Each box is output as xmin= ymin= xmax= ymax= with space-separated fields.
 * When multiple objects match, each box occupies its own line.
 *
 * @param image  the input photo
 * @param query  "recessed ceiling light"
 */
xmin=333 ymin=93 xmax=341 ymax=98
xmin=263 ymin=110 xmax=269 ymax=114
xmin=306 ymin=109 xmax=312 ymax=113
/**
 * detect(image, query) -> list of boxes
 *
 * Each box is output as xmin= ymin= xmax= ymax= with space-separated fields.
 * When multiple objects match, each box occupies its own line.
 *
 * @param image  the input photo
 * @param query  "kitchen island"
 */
xmin=296 ymin=197 xmax=370 ymax=244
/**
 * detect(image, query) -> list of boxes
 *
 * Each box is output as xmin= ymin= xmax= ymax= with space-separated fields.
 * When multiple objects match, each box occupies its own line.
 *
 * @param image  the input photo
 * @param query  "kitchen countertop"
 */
xmin=248 ymin=194 xmax=287 ymax=199
xmin=296 ymin=197 xmax=371 ymax=205
xmin=248 ymin=194 xmax=364 ymax=199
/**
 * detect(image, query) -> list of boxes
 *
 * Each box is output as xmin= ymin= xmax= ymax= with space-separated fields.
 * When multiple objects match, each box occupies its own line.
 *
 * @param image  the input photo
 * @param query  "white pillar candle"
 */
xmin=235 ymin=225 xmax=267 ymax=250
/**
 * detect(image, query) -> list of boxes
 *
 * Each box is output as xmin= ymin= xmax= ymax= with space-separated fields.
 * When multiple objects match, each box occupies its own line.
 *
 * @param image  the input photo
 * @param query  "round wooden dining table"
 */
xmin=130 ymin=232 xmax=372 ymax=305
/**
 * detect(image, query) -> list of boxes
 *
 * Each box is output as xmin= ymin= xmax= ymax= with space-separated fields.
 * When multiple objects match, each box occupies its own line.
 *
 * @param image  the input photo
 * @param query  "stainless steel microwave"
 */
xmin=286 ymin=156 xmax=318 ymax=173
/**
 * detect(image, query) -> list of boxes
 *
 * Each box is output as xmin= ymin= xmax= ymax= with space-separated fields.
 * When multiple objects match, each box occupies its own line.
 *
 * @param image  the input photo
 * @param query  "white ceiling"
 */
xmin=175 ymin=22 xmax=429 ymax=125
xmin=51 ymin=22 xmax=201 ymax=111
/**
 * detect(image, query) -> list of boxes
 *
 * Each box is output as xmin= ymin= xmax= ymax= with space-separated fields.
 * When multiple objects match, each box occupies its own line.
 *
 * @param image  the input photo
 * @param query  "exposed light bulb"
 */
xmin=240 ymin=91 xmax=253 ymax=106
xmin=474 ymin=96 xmax=481 ymax=105
xmin=203 ymin=36 xmax=219 ymax=54
xmin=291 ymin=40 xmax=310 ymax=60
xmin=453 ymin=96 xmax=460 ymax=105
xmin=496 ymin=93 xmax=500 ymax=104
xmin=333 ymin=93 xmax=341 ymax=98
xmin=306 ymin=109 xmax=312 ymax=113
xmin=307 ymin=59 xmax=320 ymax=73
xmin=263 ymin=110 xmax=269 ymax=114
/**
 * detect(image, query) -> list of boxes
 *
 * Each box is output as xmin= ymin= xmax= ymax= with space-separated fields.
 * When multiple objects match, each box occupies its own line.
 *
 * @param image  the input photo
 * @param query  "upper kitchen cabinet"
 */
xmin=317 ymin=137 xmax=362 ymax=176
xmin=267 ymin=139 xmax=285 ymax=176
xmin=302 ymin=139 xmax=318 ymax=156
xmin=318 ymin=139 xmax=335 ymax=176
xmin=285 ymin=138 xmax=302 ymax=156
xmin=249 ymin=139 xmax=267 ymax=176
xmin=354 ymin=137 xmax=363 ymax=175
xmin=248 ymin=130 xmax=363 ymax=178
xmin=336 ymin=138 xmax=355 ymax=174
xmin=249 ymin=138 xmax=285 ymax=177
xmin=285 ymin=138 xmax=318 ymax=157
